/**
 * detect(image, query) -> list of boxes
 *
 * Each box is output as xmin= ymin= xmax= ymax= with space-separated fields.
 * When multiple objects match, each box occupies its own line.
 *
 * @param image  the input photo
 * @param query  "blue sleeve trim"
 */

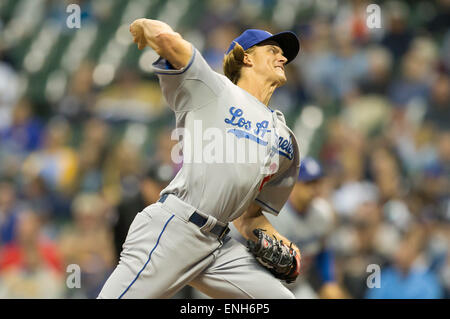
xmin=255 ymin=198 xmax=279 ymax=214
xmin=118 ymin=214 xmax=175 ymax=299
xmin=165 ymin=60 xmax=174 ymax=70
xmin=152 ymin=47 xmax=196 ymax=75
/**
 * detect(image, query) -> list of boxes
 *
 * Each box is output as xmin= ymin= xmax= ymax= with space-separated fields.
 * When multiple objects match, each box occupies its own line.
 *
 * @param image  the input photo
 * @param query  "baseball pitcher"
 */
xmin=98 ymin=18 xmax=302 ymax=299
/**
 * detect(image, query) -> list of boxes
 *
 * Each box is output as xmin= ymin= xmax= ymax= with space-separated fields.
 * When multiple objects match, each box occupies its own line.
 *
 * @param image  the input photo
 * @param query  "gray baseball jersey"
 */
xmin=154 ymin=45 xmax=300 ymax=223
xmin=98 ymin=45 xmax=300 ymax=299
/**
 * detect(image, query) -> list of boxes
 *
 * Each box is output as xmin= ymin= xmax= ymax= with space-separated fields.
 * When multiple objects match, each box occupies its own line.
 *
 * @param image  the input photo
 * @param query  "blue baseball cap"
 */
xmin=226 ymin=29 xmax=300 ymax=64
xmin=298 ymin=157 xmax=323 ymax=182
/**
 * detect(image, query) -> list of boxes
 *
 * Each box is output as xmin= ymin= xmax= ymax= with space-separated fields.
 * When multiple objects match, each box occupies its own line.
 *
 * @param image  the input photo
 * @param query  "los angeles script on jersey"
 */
xmin=224 ymin=106 xmax=294 ymax=160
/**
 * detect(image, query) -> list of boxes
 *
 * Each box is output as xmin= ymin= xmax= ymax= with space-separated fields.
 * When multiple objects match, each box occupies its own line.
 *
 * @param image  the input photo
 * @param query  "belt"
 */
xmin=158 ymin=194 xmax=230 ymax=240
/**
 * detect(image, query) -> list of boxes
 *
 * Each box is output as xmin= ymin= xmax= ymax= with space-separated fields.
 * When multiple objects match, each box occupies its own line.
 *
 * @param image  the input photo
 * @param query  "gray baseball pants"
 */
xmin=97 ymin=195 xmax=294 ymax=299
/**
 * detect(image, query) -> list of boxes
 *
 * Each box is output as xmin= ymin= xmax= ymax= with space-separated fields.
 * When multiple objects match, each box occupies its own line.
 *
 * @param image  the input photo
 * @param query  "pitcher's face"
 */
xmin=247 ymin=41 xmax=288 ymax=87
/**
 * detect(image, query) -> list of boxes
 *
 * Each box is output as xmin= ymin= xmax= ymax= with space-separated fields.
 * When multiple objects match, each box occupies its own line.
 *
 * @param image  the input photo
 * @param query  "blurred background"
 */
xmin=0 ymin=0 xmax=448 ymax=299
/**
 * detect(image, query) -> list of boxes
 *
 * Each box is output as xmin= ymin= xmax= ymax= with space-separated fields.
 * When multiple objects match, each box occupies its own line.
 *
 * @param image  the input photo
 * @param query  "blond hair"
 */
xmin=223 ymin=42 xmax=256 ymax=84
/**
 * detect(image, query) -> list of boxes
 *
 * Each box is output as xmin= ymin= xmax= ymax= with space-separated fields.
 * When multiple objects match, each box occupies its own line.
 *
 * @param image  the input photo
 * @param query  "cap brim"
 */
xmin=257 ymin=31 xmax=300 ymax=64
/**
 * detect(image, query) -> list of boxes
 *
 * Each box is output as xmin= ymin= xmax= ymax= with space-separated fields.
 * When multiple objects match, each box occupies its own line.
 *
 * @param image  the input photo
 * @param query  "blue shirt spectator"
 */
xmin=366 ymin=266 xmax=443 ymax=299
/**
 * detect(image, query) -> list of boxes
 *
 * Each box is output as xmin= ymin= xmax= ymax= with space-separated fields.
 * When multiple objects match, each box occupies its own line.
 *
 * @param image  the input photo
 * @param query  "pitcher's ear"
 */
xmin=242 ymin=52 xmax=253 ymax=67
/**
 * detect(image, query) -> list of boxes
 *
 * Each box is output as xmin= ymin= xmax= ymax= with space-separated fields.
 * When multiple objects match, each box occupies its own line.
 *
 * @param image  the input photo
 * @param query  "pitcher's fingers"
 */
xmin=138 ymin=39 xmax=146 ymax=50
xmin=129 ymin=22 xmax=143 ymax=39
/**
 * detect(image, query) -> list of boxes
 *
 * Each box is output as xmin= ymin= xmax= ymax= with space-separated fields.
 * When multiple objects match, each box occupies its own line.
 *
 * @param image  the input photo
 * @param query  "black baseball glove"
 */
xmin=247 ymin=228 xmax=301 ymax=284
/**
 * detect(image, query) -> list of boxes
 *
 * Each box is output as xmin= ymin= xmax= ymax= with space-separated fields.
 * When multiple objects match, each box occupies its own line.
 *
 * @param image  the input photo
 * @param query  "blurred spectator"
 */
xmin=417 ymin=132 xmax=450 ymax=222
xmin=388 ymin=48 xmax=432 ymax=109
xmin=295 ymin=18 xmax=335 ymax=103
xmin=426 ymin=0 xmax=450 ymax=38
xmin=380 ymin=1 xmax=414 ymax=63
xmin=388 ymin=115 xmax=437 ymax=178
xmin=113 ymin=163 xmax=174 ymax=262
xmin=265 ymin=157 xmax=347 ymax=299
xmin=424 ymin=73 xmax=450 ymax=131
xmin=368 ymin=145 xmax=412 ymax=231
xmin=57 ymin=61 xmax=96 ymax=122
xmin=271 ymin=66 xmax=309 ymax=116
xmin=0 ymin=98 xmax=44 ymax=178
xmin=332 ymin=198 xmax=388 ymax=298
xmin=331 ymin=149 xmax=379 ymax=218
xmin=435 ymin=132 xmax=450 ymax=178
xmin=22 ymin=117 xmax=79 ymax=196
xmin=152 ymin=127 xmax=184 ymax=174
xmin=0 ymin=49 xmax=20 ymax=131
xmin=21 ymin=176 xmax=54 ymax=224
xmin=366 ymin=227 xmax=444 ymax=299
xmin=58 ymin=193 xmax=115 ymax=298
xmin=311 ymin=23 xmax=369 ymax=101
xmin=442 ymin=30 xmax=450 ymax=71
xmin=76 ymin=117 xmax=111 ymax=193
xmin=0 ymin=98 xmax=43 ymax=152
xmin=203 ymin=24 xmax=239 ymax=72
xmin=93 ymin=69 xmax=166 ymax=123
xmin=334 ymin=0 xmax=372 ymax=45
xmin=358 ymin=46 xmax=393 ymax=96
xmin=0 ymin=179 xmax=21 ymax=245
xmin=102 ymin=139 xmax=144 ymax=206
xmin=340 ymin=95 xmax=391 ymax=137
xmin=0 ymin=210 xmax=65 ymax=298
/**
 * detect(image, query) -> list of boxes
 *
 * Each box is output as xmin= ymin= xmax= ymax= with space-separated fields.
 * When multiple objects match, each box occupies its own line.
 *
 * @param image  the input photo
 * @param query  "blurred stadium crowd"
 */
xmin=0 ymin=0 xmax=449 ymax=298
